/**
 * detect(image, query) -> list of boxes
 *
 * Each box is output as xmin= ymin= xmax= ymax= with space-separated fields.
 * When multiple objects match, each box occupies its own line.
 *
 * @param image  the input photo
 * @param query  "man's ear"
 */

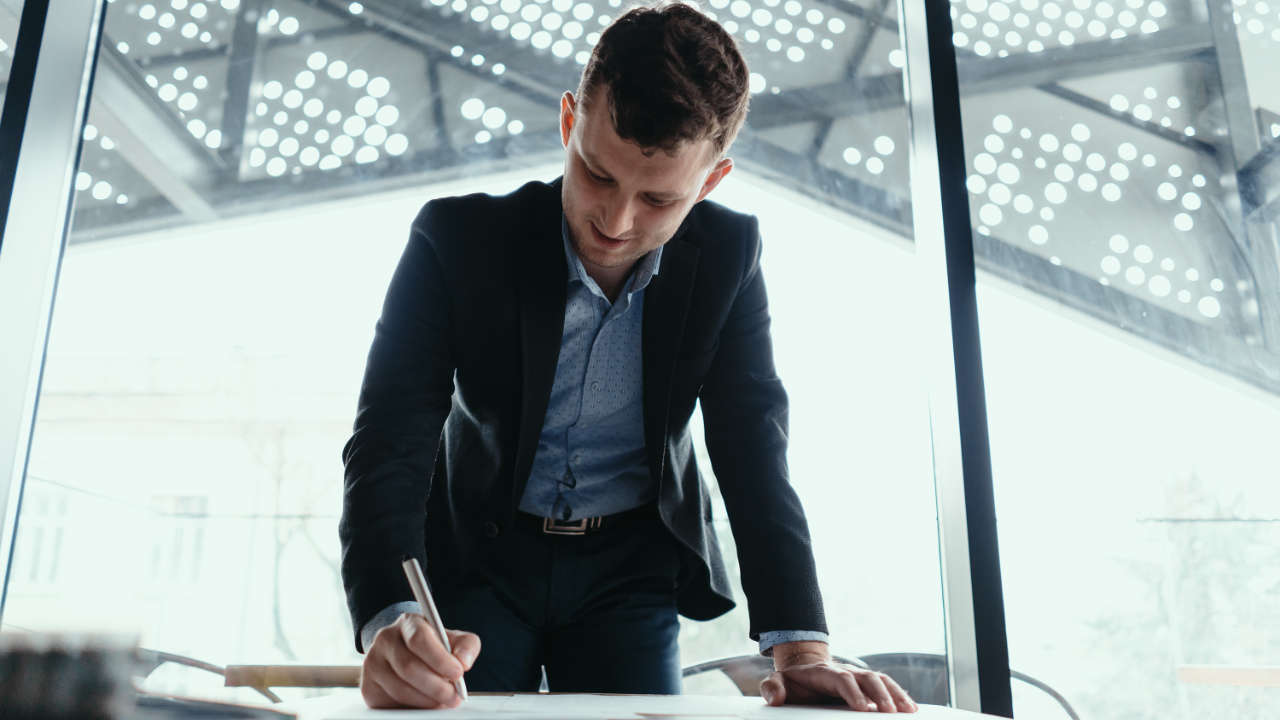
xmin=695 ymin=157 xmax=734 ymax=203
xmin=560 ymin=91 xmax=577 ymax=147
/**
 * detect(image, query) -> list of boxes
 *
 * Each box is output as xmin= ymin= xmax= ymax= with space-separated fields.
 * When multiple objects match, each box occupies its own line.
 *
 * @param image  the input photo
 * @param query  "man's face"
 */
xmin=559 ymin=89 xmax=733 ymax=281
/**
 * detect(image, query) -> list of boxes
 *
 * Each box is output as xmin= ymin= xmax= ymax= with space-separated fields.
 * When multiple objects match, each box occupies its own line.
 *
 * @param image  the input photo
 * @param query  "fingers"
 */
xmin=361 ymin=668 xmax=400 ymax=709
xmin=771 ymin=663 xmax=919 ymax=713
xmin=830 ymin=670 xmax=874 ymax=712
xmin=857 ymin=672 xmax=898 ymax=713
xmin=879 ymin=673 xmax=919 ymax=713
xmin=398 ymin=614 xmax=466 ymax=680
xmin=772 ymin=665 xmax=872 ymax=710
xmin=447 ymin=629 xmax=482 ymax=671
xmin=364 ymin=653 xmax=454 ymax=709
xmin=361 ymin=650 xmax=438 ymax=709
xmin=384 ymin=632 xmax=462 ymax=706
xmin=358 ymin=618 xmax=466 ymax=710
xmin=760 ymin=673 xmax=787 ymax=706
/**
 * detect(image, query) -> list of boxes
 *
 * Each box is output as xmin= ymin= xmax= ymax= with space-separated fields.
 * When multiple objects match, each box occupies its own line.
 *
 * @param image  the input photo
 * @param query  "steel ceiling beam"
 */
xmin=69 ymin=115 xmax=908 ymax=242
xmin=789 ymin=3 xmax=1208 ymax=157
xmin=1206 ymin=0 xmax=1280 ymax=350
xmin=90 ymin=41 xmax=222 ymax=222
xmin=82 ymin=0 xmax=910 ymax=239
xmin=70 ymin=5 xmax=1210 ymax=245
xmin=808 ymin=0 xmax=893 ymax=157
xmin=134 ymin=24 xmax=366 ymax=67
xmin=1 ymin=2 xmax=218 ymax=222
xmin=1240 ymin=141 xmax=1280 ymax=215
xmin=132 ymin=1 xmax=1208 ymax=162
xmin=306 ymin=0 xmax=572 ymax=107
xmin=426 ymin=53 xmax=455 ymax=153
xmin=812 ymin=0 xmax=898 ymax=32
xmin=217 ymin=0 xmax=265 ymax=172
xmin=749 ymin=24 xmax=1215 ymax=129
xmin=67 ymin=127 xmax=562 ymax=243
xmin=134 ymin=0 xmax=561 ymax=129
xmin=1036 ymin=83 xmax=1216 ymax=155
xmin=972 ymin=231 xmax=1280 ymax=396
xmin=732 ymin=129 xmax=911 ymax=237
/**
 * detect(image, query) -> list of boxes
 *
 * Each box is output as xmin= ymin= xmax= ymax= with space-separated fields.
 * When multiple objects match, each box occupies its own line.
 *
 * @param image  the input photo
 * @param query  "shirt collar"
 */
xmin=561 ymin=214 xmax=663 ymax=302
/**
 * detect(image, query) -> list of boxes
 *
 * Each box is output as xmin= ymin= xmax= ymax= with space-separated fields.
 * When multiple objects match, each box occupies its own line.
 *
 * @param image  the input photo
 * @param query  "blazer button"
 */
xmin=482 ymin=520 xmax=501 ymax=539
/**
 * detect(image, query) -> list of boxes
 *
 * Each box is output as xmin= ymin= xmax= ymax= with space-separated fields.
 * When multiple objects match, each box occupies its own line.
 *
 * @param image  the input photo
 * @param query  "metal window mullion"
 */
xmin=0 ymin=0 xmax=105 ymax=621
xmin=896 ymin=0 xmax=1012 ymax=716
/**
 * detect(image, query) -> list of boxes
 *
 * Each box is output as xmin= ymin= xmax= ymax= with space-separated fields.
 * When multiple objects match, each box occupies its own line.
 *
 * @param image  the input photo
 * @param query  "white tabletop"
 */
xmin=283 ymin=691 xmax=1006 ymax=720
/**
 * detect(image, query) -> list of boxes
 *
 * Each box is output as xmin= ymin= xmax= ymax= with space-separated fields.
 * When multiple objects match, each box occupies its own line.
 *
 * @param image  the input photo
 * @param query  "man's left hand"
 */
xmin=761 ymin=641 xmax=919 ymax=713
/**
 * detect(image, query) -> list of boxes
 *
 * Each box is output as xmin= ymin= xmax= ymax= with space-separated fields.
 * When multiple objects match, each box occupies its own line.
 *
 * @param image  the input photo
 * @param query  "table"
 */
xmin=283 ymin=691 xmax=1010 ymax=720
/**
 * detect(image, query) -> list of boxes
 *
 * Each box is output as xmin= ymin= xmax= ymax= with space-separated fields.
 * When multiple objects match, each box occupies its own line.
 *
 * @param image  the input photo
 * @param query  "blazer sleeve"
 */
xmin=698 ymin=219 xmax=827 ymax=641
xmin=339 ymin=208 xmax=455 ymax=652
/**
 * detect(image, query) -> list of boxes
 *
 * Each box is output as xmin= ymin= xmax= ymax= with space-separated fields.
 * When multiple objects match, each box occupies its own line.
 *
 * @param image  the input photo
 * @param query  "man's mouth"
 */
xmin=591 ymin=222 xmax=627 ymax=247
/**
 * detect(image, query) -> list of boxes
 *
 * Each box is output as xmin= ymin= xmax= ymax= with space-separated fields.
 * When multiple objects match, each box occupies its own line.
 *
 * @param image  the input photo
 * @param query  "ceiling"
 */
xmin=3 ymin=0 xmax=1280 ymax=393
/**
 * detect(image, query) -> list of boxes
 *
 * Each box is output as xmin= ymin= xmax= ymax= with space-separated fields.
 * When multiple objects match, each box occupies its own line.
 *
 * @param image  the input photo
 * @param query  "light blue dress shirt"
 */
xmin=516 ymin=218 xmax=661 ymax=521
xmin=361 ymin=216 xmax=827 ymax=656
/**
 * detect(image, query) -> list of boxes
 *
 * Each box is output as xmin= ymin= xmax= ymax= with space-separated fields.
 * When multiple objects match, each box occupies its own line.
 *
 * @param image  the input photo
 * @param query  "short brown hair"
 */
xmin=576 ymin=1 xmax=750 ymax=158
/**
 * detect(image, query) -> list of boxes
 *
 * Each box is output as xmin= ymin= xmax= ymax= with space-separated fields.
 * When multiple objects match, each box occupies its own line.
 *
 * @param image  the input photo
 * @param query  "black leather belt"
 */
xmin=516 ymin=504 xmax=655 ymax=536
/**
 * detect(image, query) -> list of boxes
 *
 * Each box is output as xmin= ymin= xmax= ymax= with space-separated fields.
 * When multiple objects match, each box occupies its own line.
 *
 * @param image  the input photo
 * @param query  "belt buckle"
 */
xmin=542 ymin=516 xmax=602 ymax=535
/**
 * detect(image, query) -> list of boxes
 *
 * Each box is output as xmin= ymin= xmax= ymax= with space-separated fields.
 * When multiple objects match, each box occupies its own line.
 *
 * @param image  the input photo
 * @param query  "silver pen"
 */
xmin=401 ymin=556 xmax=469 ymax=702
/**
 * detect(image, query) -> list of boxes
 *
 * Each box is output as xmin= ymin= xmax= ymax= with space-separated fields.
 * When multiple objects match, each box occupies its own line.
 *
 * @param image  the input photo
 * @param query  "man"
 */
xmin=340 ymin=2 xmax=916 ymax=713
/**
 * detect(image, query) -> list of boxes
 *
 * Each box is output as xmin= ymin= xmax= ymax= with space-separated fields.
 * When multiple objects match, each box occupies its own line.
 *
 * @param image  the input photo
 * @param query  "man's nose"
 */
xmin=599 ymin=196 xmax=636 ymax=239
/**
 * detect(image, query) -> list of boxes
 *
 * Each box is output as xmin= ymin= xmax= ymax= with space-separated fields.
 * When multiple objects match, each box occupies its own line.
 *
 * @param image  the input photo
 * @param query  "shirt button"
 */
xmin=590 ymin=382 xmax=601 ymax=392
xmin=482 ymin=520 xmax=501 ymax=539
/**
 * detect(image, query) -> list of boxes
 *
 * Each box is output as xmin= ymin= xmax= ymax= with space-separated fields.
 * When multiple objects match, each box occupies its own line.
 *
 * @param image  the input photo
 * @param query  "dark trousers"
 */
xmin=434 ymin=506 xmax=684 ymax=694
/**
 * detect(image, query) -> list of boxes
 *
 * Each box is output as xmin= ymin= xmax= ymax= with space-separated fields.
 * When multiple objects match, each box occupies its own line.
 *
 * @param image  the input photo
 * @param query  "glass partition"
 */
xmin=951 ymin=0 xmax=1280 ymax=716
xmin=1 ymin=0 xmax=957 ymax=706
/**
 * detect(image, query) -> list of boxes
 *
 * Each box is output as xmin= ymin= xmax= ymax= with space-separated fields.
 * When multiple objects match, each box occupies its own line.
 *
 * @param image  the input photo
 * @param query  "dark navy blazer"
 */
xmin=339 ymin=176 xmax=827 ymax=652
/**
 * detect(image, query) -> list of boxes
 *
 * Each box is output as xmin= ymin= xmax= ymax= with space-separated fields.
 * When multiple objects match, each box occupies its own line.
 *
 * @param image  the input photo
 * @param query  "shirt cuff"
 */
xmin=359 ymin=600 xmax=423 ymax=653
xmin=758 ymin=630 xmax=831 ymax=657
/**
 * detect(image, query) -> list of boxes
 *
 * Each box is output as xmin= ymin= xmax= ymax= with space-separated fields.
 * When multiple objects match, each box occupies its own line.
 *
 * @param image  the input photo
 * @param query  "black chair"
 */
xmin=683 ymin=651 xmax=1079 ymax=719
xmin=858 ymin=652 xmax=1079 ymax=719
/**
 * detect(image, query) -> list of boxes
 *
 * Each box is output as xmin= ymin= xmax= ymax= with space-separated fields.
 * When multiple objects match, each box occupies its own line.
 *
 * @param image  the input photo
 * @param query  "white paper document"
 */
xmin=290 ymin=691 xmax=997 ymax=720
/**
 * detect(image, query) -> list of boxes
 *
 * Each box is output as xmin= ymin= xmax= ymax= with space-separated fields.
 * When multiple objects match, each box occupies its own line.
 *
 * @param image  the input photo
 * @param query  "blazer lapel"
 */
xmin=643 ymin=235 xmax=700 ymax=490
xmin=511 ymin=194 xmax=569 ymax=509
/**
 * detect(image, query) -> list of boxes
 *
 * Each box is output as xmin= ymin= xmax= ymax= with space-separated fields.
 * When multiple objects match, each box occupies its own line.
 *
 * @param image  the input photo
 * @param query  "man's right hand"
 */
xmin=360 ymin=613 xmax=481 ymax=709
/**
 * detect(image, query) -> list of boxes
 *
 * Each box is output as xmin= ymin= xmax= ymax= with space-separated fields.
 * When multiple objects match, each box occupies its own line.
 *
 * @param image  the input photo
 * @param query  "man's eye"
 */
xmin=587 ymin=170 xmax=611 ymax=184
xmin=647 ymin=197 xmax=672 ymax=207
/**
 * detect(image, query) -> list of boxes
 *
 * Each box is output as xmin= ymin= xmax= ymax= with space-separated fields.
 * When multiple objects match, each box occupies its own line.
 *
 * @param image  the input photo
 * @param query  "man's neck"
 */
xmin=583 ymin=262 xmax=632 ymax=304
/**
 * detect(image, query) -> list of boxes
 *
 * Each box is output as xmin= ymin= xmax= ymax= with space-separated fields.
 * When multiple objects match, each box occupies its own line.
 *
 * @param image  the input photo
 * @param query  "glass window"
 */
xmin=683 ymin=1 xmax=950 ymax=689
xmin=953 ymin=0 xmax=1280 ymax=716
xmin=682 ymin=175 xmax=944 ymax=678
xmin=2 ymin=0 xmax=954 ymax=706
